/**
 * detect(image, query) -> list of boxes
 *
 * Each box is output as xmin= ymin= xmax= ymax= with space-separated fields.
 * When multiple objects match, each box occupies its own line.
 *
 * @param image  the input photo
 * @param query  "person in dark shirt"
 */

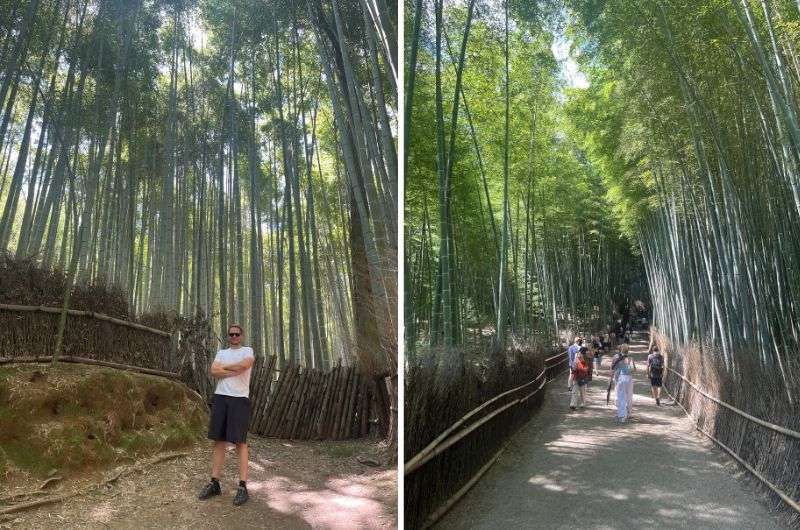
xmin=647 ymin=346 xmax=666 ymax=406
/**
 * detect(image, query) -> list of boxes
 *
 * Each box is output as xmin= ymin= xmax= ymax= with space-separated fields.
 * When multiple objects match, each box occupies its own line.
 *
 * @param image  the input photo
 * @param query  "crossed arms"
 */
xmin=210 ymin=356 xmax=255 ymax=379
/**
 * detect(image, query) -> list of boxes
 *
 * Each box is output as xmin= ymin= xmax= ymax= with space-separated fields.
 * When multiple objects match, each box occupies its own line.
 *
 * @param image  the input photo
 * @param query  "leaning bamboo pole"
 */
xmin=0 ymin=355 xmax=179 ymax=379
xmin=0 ymin=303 xmax=171 ymax=337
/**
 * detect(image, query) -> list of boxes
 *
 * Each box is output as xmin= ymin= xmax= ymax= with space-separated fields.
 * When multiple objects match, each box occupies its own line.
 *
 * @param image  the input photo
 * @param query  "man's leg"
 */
xmin=212 ymin=441 xmax=227 ymax=478
xmin=236 ymin=443 xmax=248 ymax=482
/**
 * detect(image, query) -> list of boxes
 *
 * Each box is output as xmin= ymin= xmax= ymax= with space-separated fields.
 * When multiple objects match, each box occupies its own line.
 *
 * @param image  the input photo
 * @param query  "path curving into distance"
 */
xmin=437 ymin=331 xmax=787 ymax=530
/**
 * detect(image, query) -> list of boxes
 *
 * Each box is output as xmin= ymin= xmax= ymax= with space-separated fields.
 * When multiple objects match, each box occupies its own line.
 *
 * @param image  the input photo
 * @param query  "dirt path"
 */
xmin=437 ymin=331 xmax=787 ymax=530
xmin=1 ymin=436 xmax=396 ymax=529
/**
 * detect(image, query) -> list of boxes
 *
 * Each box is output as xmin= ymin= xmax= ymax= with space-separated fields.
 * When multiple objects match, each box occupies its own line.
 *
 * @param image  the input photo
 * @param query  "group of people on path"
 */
xmin=566 ymin=326 xmax=666 ymax=423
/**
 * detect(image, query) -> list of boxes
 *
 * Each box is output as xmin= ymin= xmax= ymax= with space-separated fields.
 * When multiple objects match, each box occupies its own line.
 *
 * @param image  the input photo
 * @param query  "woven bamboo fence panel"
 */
xmin=248 ymin=357 xmax=373 ymax=440
xmin=0 ymin=304 xmax=172 ymax=371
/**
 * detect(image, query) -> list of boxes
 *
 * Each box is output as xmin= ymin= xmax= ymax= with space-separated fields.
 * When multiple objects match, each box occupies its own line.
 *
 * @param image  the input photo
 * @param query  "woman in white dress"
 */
xmin=610 ymin=343 xmax=636 ymax=422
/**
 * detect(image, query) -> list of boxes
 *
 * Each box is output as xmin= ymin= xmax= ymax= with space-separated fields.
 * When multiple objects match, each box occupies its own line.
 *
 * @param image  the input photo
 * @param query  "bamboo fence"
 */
xmin=0 ymin=303 xmax=173 ymax=370
xmin=664 ymin=367 xmax=800 ymax=516
xmin=0 ymin=306 xmax=371 ymax=441
xmin=653 ymin=327 xmax=800 ymax=527
xmin=405 ymin=349 xmax=568 ymax=529
xmin=247 ymin=357 xmax=374 ymax=440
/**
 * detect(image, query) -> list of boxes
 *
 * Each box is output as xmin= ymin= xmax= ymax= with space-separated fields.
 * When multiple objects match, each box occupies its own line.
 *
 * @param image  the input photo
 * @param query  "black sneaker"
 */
xmin=198 ymin=480 xmax=221 ymax=500
xmin=656 ymin=398 xmax=661 ymax=406
xmin=233 ymin=485 xmax=249 ymax=506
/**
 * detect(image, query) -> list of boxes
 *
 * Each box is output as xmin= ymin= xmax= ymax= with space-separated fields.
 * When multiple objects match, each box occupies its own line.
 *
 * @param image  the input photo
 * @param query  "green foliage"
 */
xmin=406 ymin=1 xmax=645 ymax=358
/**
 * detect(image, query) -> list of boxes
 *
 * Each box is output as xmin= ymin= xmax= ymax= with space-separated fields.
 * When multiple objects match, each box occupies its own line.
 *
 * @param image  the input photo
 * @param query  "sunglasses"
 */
xmin=229 ymin=332 xmax=241 ymax=337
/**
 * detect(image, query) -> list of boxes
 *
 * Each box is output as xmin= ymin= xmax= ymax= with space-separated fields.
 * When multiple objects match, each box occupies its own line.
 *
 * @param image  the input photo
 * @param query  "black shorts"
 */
xmin=208 ymin=394 xmax=251 ymax=444
xmin=650 ymin=375 xmax=663 ymax=387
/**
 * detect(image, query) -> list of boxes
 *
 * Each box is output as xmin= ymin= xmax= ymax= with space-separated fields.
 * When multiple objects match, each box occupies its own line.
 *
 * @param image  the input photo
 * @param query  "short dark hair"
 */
xmin=228 ymin=324 xmax=243 ymax=334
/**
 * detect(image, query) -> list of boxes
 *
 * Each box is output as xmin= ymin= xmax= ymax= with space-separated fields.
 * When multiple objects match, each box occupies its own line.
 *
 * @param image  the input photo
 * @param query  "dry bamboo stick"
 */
xmin=247 ymin=358 xmax=265 ymax=430
xmin=303 ymin=370 xmax=324 ymax=439
xmin=316 ymin=366 xmax=339 ymax=439
xmin=360 ymin=377 xmax=370 ymax=437
xmin=0 ymin=303 xmax=171 ymax=337
xmin=263 ymin=364 xmax=294 ymax=436
xmin=332 ymin=367 xmax=353 ymax=440
xmin=270 ymin=365 xmax=301 ymax=437
xmin=254 ymin=356 xmax=278 ymax=434
xmin=311 ymin=369 xmax=334 ymax=439
xmin=341 ymin=369 xmax=359 ymax=439
xmin=291 ymin=369 xmax=317 ymax=439
xmin=0 ymin=356 xmax=180 ymax=380
xmin=282 ymin=370 xmax=309 ymax=438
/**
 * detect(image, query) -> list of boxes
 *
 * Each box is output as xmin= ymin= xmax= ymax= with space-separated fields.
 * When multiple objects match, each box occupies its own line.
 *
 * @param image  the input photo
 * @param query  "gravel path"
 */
xmin=437 ymin=332 xmax=787 ymax=530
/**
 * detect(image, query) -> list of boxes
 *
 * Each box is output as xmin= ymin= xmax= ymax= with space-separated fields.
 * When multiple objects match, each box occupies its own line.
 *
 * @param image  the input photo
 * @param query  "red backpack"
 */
xmin=573 ymin=359 xmax=589 ymax=380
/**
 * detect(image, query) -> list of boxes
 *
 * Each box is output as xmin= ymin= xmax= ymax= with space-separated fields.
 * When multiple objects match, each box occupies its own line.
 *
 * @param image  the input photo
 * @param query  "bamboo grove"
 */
xmin=565 ymin=0 xmax=800 ymax=402
xmin=0 ymin=0 xmax=397 ymax=375
xmin=404 ymin=0 xmax=644 ymax=361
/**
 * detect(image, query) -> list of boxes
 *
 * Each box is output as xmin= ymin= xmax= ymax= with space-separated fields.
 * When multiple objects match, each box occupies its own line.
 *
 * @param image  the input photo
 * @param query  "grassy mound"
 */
xmin=0 ymin=364 xmax=208 ymax=480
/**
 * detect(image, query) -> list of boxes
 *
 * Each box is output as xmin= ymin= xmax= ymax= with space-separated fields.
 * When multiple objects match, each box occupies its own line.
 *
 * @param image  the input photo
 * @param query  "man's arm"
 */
xmin=221 ymin=355 xmax=255 ymax=375
xmin=210 ymin=361 xmax=239 ymax=379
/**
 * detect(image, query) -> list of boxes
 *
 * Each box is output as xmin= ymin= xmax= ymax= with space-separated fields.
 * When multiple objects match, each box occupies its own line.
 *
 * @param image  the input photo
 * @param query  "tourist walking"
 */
xmin=593 ymin=335 xmax=605 ymax=375
xmin=570 ymin=348 xmax=590 ymax=410
xmin=611 ymin=344 xmax=636 ymax=422
xmin=647 ymin=345 xmax=665 ymax=405
xmin=567 ymin=336 xmax=583 ymax=391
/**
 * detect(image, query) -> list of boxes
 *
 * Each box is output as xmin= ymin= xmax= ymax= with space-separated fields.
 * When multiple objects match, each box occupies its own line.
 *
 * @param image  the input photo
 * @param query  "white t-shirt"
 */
xmin=213 ymin=346 xmax=255 ymax=398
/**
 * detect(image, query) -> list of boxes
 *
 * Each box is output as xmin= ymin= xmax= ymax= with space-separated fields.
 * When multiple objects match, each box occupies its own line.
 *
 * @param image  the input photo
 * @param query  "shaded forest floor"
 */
xmin=1 ymin=435 xmax=395 ymax=529
xmin=437 ymin=332 xmax=787 ymax=530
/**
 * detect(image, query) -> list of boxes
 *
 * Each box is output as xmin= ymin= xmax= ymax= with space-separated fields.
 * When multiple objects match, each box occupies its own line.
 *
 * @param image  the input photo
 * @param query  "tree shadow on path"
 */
xmin=437 ymin=332 xmax=786 ymax=530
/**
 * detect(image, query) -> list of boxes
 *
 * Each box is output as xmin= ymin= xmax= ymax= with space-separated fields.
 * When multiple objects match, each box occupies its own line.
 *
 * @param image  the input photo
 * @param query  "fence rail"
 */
xmin=664 ymin=367 xmax=800 ymax=514
xmin=405 ymin=351 xmax=567 ymax=477
xmin=0 ymin=303 xmax=173 ymax=371
xmin=0 ymin=355 xmax=180 ymax=379
xmin=0 ymin=303 xmax=171 ymax=337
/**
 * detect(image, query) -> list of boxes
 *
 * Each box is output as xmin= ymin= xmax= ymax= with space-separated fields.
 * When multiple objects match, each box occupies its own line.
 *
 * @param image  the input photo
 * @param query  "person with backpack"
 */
xmin=570 ymin=348 xmax=590 ymax=410
xmin=647 ymin=345 xmax=665 ymax=405
xmin=610 ymin=344 xmax=636 ymax=422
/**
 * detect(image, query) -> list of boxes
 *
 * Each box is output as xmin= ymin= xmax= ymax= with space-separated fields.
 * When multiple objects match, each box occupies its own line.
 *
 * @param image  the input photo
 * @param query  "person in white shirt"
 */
xmin=198 ymin=324 xmax=255 ymax=506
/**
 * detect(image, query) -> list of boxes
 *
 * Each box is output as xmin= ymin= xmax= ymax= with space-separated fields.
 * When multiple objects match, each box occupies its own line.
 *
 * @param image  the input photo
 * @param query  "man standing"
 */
xmin=647 ymin=345 xmax=665 ymax=406
xmin=567 ymin=336 xmax=583 ymax=391
xmin=198 ymin=324 xmax=255 ymax=506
